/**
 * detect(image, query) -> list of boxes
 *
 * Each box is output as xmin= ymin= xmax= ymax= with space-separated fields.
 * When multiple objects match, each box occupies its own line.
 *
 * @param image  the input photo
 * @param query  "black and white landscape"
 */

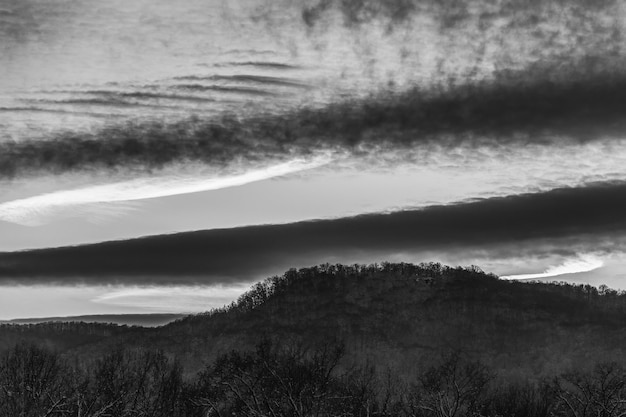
xmin=2 ymin=0 xmax=626 ymax=416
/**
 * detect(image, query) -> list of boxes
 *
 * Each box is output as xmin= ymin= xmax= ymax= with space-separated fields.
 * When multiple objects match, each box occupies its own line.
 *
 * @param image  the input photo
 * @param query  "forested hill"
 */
xmin=3 ymin=262 xmax=626 ymax=379
xmin=147 ymin=262 xmax=626 ymax=378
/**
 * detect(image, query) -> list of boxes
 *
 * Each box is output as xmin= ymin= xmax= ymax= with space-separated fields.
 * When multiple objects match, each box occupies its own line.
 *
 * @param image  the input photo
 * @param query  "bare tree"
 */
xmin=194 ymin=339 xmax=347 ymax=417
xmin=553 ymin=362 xmax=626 ymax=417
xmin=408 ymin=352 xmax=492 ymax=417
xmin=0 ymin=343 xmax=68 ymax=417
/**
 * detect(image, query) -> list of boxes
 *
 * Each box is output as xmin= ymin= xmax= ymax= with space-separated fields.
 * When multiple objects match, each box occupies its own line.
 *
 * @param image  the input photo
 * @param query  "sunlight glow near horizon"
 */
xmin=0 ymin=283 xmax=254 ymax=320
xmin=91 ymin=284 xmax=253 ymax=311
xmin=500 ymin=254 xmax=604 ymax=280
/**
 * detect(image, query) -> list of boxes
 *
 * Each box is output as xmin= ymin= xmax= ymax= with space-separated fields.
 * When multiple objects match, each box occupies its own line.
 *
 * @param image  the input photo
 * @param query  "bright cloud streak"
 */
xmin=91 ymin=284 xmax=252 ymax=311
xmin=501 ymin=253 xmax=604 ymax=280
xmin=0 ymin=155 xmax=332 ymax=226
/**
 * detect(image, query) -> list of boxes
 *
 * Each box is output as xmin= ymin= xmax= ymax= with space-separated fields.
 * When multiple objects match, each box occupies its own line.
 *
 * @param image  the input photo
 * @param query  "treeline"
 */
xmin=0 ymin=321 xmax=142 ymax=353
xmin=1 ymin=339 xmax=626 ymax=417
xmin=0 ymin=321 xmax=136 ymax=336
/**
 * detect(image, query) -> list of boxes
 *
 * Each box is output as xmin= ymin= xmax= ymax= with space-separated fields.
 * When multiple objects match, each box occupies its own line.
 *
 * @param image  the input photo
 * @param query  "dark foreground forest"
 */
xmin=2 ymin=262 xmax=626 ymax=416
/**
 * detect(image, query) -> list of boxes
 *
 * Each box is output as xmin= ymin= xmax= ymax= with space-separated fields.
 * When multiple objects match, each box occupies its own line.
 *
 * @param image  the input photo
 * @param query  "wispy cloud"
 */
xmin=0 ymin=155 xmax=331 ymax=226
xmin=501 ymin=253 xmax=604 ymax=280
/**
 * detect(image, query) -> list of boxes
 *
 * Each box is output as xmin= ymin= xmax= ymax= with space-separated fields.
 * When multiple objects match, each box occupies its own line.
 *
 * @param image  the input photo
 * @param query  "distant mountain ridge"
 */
xmin=2 ymin=313 xmax=186 ymax=327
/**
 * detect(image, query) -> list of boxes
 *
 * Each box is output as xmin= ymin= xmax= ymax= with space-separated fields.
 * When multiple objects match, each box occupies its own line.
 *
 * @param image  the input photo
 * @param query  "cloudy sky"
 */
xmin=2 ymin=0 xmax=626 ymax=319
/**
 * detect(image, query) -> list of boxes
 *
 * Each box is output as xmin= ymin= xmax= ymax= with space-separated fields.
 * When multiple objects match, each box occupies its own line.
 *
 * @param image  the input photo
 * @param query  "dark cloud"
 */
xmin=3 ymin=0 xmax=626 ymax=180
xmin=2 ymin=181 xmax=626 ymax=285
xmin=301 ymin=0 xmax=332 ymax=27
xmin=215 ymin=62 xmax=301 ymax=70
xmin=0 ymin=0 xmax=48 ymax=45
xmin=4 ymin=66 xmax=626 ymax=180
xmin=300 ymin=0 xmax=435 ymax=28
xmin=209 ymin=75 xmax=310 ymax=89
xmin=294 ymin=0 xmax=622 ymax=90
xmin=171 ymin=84 xmax=277 ymax=96
xmin=0 ymin=107 xmax=116 ymax=118
xmin=299 ymin=0 xmax=616 ymax=32
xmin=116 ymin=92 xmax=218 ymax=103
xmin=173 ymin=75 xmax=308 ymax=88
xmin=21 ymin=98 xmax=172 ymax=109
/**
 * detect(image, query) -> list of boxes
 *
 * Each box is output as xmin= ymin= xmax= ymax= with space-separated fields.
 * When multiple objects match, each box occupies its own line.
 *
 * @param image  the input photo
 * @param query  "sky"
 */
xmin=2 ymin=0 xmax=626 ymax=319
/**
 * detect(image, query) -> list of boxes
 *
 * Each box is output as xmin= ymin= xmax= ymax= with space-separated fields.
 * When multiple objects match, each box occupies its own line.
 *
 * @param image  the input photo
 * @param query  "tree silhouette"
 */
xmin=408 ymin=352 xmax=492 ymax=417
xmin=553 ymin=362 xmax=626 ymax=417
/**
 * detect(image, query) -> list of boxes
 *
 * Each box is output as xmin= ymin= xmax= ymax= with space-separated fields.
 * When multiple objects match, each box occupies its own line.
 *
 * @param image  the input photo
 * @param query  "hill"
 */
xmin=147 ymin=262 xmax=626 ymax=378
xmin=3 ymin=262 xmax=626 ymax=381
